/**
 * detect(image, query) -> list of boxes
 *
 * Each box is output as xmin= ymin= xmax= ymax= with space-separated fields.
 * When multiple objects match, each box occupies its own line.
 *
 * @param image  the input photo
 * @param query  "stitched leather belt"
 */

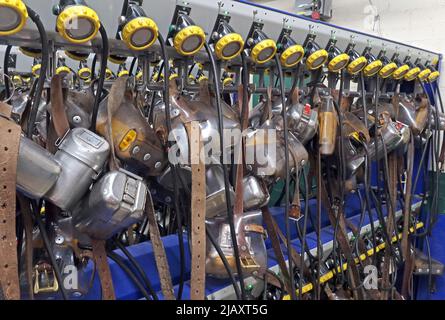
xmin=91 ymin=239 xmax=115 ymax=300
xmin=0 ymin=107 xmax=22 ymax=300
xmin=185 ymin=121 xmax=206 ymax=300
xmin=146 ymin=190 xmax=175 ymax=300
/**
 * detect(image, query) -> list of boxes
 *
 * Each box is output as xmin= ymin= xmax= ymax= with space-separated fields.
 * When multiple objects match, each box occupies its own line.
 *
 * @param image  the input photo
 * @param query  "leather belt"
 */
xmin=91 ymin=239 xmax=115 ymax=300
xmin=17 ymin=195 xmax=34 ymax=299
xmin=0 ymin=106 xmax=22 ymax=300
xmin=185 ymin=121 xmax=206 ymax=300
xmin=261 ymin=206 xmax=293 ymax=295
xmin=145 ymin=191 xmax=175 ymax=300
xmin=401 ymin=134 xmax=415 ymax=298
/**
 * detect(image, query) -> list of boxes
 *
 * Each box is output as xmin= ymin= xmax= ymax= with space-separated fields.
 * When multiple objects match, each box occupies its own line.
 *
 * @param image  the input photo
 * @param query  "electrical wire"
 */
xmin=274 ymin=54 xmax=295 ymax=300
xmin=157 ymin=33 xmax=186 ymax=299
xmin=113 ymin=239 xmax=158 ymax=300
xmin=90 ymin=25 xmax=109 ymax=133
xmin=107 ymin=251 xmax=153 ymax=300
xmin=3 ymin=45 xmax=12 ymax=99
xmin=207 ymin=43 xmax=246 ymax=299
xmin=25 ymin=6 xmax=48 ymax=139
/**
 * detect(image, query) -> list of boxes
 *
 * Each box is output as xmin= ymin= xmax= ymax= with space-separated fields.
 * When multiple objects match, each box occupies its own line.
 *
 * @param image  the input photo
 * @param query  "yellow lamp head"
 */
xmin=377 ymin=50 xmax=397 ymax=78
xmin=325 ymin=38 xmax=349 ymax=72
xmin=78 ymin=64 xmax=91 ymax=80
xmin=428 ymin=71 xmax=440 ymax=82
xmin=56 ymin=66 xmax=71 ymax=77
xmin=362 ymin=47 xmax=383 ymax=77
xmin=120 ymin=2 xmax=158 ymax=51
xmin=245 ymin=22 xmax=277 ymax=64
xmin=404 ymin=67 xmax=421 ymax=82
xmin=424 ymin=60 xmax=440 ymax=82
xmin=0 ymin=0 xmax=28 ymax=36
xmin=303 ymin=33 xmax=328 ymax=70
xmin=345 ymin=43 xmax=367 ymax=75
xmin=169 ymin=6 xmax=205 ymax=56
xmin=392 ymin=64 xmax=410 ymax=80
xmin=390 ymin=54 xmax=409 ymax=80
xmin=109 ymin=55 xmax=127 ymax=65
xmin=118 ymin=69 xmax=129 ymax=78
xmin=32 ymin=63 xmax=41 ymax=77
xmin=12 ymin=75 xmax=22 ymax=86
xmin=210 ymin=14 xmax=244 ymax=61
xmin=401 ymin=57 xmax=421 ymax=81
xmin=277 ymin=28 xmax=305 ymax=68
xmin=136 ymin=70 xmax=143 ymax=81
xmin=105 ymin=68 xmax=114 ymax=80
xmin=65 ymin=50 xmax=89 ymax=61
xmin=19 ymin=47 xmax=41 ymax=59
xmin=54 ymin=0 xmax=100 ymax=44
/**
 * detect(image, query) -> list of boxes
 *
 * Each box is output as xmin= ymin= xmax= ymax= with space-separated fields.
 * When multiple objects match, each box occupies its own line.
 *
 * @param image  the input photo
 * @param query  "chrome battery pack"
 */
xmin=16 ymin=136 xmax=61 ymax=198
xmin=73 ymin=168 xmax=147 ymax=240
xmin=45 ymin=128 xmax=110 ymax=210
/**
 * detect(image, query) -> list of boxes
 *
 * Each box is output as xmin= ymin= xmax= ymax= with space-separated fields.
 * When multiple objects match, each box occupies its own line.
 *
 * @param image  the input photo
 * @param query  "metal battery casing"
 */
xmin=243 ymin=175 xmax=270 ymax=211
xmin=45 ymin=128 xmax=110 ymax=210
xmin=73 ymin=169 xmax=147 ymax=240
xmin=16 ymin=136 xmax=62 ymax=198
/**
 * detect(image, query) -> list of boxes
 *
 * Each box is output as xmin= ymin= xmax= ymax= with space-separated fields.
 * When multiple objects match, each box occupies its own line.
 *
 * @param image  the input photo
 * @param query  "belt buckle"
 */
xmin=33 ymin=263 xmax=59 ymax=294
xmin=240 ymin=256 xmax=260 ymax=269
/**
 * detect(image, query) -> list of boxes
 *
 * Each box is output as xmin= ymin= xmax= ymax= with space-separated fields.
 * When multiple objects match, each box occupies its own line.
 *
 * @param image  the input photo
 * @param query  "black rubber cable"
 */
xmin=90 ymin=25 xmax=109 ymax=133
xmin=113 ymin=239 xmax=158 ymax=300
xmin=129 ymin=57 xmax=138 ymax=76
xmin=274 ymin=54 xmax=295 ymax=300
xmin=3 ymin=45 xmax=12 ymax=99
xmin=107 ymin=251 xmax=152 ymax=300
xmin=157 ymin=33 xmax=186 ymax=300
xmin=25 ymin=6 xmax=48 ymax=139
xmin=207 ymin=43 xmax=246 ymax=299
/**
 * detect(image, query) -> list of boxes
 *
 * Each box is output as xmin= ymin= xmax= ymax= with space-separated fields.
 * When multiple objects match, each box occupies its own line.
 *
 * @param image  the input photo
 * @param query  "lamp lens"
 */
xmin=65 ymin=17 xmax=94 ymax=40
xmin=222 ymin=42 xmax=242 ymax=58
xmin=311 ymin=56 xmax=325 ymax=68
xmin=258 ymin=47 xmax=274 ymax=62
xmin=334 ymin=59 xmax=348 ymax=71
xmin=286 ymin=52 xmax=303 ymax=66
xmin=0 ymin=7 xmax=20 ymax=31
xmin=182 ymin=35 xmax=202 ymax=53
xmin=131 ymin=27 xmax=154 ymax=47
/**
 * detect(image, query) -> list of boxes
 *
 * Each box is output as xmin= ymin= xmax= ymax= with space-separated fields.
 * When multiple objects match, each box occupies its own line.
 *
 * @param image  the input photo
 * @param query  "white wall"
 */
xmin=250 ymin=0 xmax=445 ymax=91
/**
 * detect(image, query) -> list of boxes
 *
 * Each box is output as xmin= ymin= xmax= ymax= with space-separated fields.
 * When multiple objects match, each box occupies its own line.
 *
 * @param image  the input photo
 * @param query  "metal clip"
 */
xmin=240 ymin=256 xmax=260 ymax=269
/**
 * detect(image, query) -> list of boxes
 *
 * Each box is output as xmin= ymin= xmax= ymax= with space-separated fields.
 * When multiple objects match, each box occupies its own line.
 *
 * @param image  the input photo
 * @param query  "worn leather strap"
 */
xmin=185 ymin=121 xmax=206 ymax=300
xmin=319 ymin=178 xmax=364 ymax=300
xmin=17 ymin=195 xmax=34 ymax=299
xmin=261 ymin=206 xmax=293 ymax=295
xmin=381 ymin=153 xmax=398 ymax=300
xmin=91 ymin=239 xmax=115 ymax=300
xmin=49 ymin=75 xmax=70 ymax=138
xmin=0 ymin=115 xmax=22 ymax=299
xmin=401 ymin=134 xmax=415 ymax=298
xmin=104 ymin=77 xmax=127 ymax=171
xmin=145 ymin=191 xmax=175 ymax=300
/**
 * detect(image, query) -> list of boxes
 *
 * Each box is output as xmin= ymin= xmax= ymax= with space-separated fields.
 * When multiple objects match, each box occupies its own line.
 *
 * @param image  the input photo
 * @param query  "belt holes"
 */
xmin=4 ymin=264 xmax=8 ymax=268
xmin=1 ymin=203 xmax=6 ymax=209
xmin=1 ymin=235 xmax=6 ymax=240
xmin=4 ymin=147 xmax=8 ymax=151
xmin=3 ymin=220 xmax=6 ymax=224
xmin=7 ymin=129 xmax=11 ymax=133
xmin=2 ymin=168 xmax=6 ymax=172
xmin=2 ymin=185 xmax=6 ymax=189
